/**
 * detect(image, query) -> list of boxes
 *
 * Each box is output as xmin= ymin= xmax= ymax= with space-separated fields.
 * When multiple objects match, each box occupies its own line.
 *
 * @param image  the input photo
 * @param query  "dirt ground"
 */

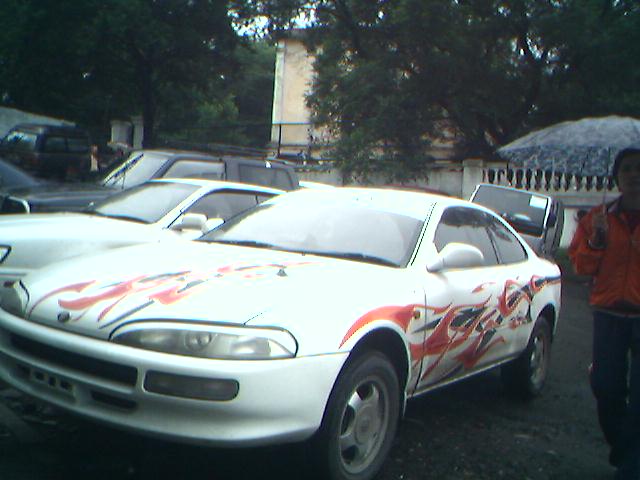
xmin=0 ymin=262 xmax=615 ymax=480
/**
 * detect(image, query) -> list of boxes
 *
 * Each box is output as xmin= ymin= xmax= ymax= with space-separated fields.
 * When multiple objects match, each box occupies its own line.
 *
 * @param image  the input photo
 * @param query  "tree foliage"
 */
xmin=0 ymin=0 xmax=250 ymax=146
xmin=244 ymin=0 xmax=639 ymax=180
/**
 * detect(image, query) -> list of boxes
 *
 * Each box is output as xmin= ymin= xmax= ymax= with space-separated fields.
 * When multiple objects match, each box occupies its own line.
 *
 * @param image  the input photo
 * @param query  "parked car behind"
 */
xmin=0 ymin=123 xmax=91 ymax=180
xmin=0 ymin=187 xmax=561 ymax=480
xmin=102 ymin=149 xmax=300 ymax=192
xmin=0 ymin=156 xmax=42 ymax=191
xmin=0 ymin=156 xmax=115 ymax=214
xmin=470 ymin=183 xmax=564 ymax=258
xmin=0 ymin=178 xmax=282 ymax=295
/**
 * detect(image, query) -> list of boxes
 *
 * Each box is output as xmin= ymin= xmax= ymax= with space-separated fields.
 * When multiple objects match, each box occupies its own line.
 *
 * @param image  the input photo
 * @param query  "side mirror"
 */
xmin=170 ymin=213 xmax=207 ymax=233
xmin=426 ymin=242 xmax=485 ymax=272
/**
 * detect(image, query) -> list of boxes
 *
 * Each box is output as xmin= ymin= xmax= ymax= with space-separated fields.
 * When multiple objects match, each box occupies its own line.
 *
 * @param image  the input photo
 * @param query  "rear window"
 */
xmin=67 ymin=137 xmax=90 ymax=153
xmin=42 ymin=136 xmax=67 ymax=153
xmin=238 ymin=164 xmax=294 ymax=190
xmin=164 ymin=159 xmax=225 ymax=180
xmin=1 ymin=131 xmax=37 ymax=152
xmin=471 ymin=185 xmax=548 ymax=237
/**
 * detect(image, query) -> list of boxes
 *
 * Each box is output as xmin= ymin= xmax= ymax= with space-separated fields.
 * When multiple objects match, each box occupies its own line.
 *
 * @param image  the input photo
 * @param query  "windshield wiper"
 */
xmin=312 ymin=251 xmax=399 ymax=267
xmin=211 ymin=239 xmax=278 ymax=249
xmin=104 ymin=153 xmax=143 ymax=186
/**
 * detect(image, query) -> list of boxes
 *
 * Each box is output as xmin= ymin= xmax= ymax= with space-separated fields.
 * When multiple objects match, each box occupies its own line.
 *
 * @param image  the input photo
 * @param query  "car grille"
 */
xmin=10 ymin=333 xmax=138 ymax=387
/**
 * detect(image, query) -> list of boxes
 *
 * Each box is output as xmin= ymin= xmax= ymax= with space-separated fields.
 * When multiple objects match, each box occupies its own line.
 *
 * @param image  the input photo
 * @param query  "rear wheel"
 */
xmin=501 ymin=316 xmax=552 ymax=400
xmin=312 ymin=351 xmax=401 ymax=480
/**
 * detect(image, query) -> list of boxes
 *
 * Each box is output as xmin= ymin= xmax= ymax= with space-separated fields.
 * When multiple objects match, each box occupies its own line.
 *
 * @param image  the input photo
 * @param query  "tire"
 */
xmin=312 ymin=351 xmax=401 ymax=480
xmin=501 ymin=316 xmax=552 ymax=400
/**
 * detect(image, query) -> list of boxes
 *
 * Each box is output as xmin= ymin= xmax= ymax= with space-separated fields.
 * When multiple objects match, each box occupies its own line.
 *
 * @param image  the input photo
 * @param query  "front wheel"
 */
xmin=312 ymin=351 xmax=401 ymax=480
xmin=501 ymin=316 xmax=552 ymax=400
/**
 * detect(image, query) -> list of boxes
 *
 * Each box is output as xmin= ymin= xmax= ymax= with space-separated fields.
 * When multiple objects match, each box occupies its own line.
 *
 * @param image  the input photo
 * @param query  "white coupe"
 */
xmin=0 ymin=178 xmax=282 ymax=293
xmin=0 ymin=187 xmax=561 ymax=480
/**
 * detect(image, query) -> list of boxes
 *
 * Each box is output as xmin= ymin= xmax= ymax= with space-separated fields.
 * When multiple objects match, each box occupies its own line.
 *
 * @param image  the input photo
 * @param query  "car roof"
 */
xmin=265 ymin=186 xmax=475 ymax=220
xmin=10 ymin=123 xmax=89 ymax=136
xmin=132 ymin=149 xmax=294 ymax=167
xmin=148 ymin=177 xmax=285 ymax=195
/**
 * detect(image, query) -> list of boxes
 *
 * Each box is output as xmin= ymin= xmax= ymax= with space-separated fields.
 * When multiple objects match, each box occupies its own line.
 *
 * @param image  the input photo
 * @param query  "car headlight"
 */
xmin=0 ymin=278 xmax=27 ymax=318
xmin=0 ymin=245 xmax=10 ymax=263
xmin=110 ymin=322 xmax=297 ymax=360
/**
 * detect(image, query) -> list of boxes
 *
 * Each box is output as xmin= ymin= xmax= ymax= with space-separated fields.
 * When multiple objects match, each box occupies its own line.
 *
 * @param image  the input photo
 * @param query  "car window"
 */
xmin=42 ymin=136 xmax=67 ymax=153
xmin=238 ymin=164 xmax=294 ymax=190
xmin=66 ymin=137 xmax=90 ymax=153
xmin=91 ymin=182 xmax=199 ymax=223
xmin=102 ymin=152 xmax=169 ymax=189
xmin=434 ymin=207 xmax=499 ymax=266
xmin=185 ymin=191 xmax=268 ymax=221
xmin=472 ymin=185 xmax=548 ymax=237
xmin=1 ymin=131 xmax=37 ymax=152
xmin=164 ymin=159 xmax=225 ymax=180
xmin=485 ymin=215 xmax=528 ymax=264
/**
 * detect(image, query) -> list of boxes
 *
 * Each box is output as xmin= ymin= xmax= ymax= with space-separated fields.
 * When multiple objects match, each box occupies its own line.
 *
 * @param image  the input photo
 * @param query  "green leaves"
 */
xmin=258 ymin=0 xmax=639 ymax=179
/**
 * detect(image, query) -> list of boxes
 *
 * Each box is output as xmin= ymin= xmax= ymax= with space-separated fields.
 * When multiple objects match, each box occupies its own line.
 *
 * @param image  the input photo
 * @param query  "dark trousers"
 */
xmin=591 ymin=311 xmax=640 ymax=478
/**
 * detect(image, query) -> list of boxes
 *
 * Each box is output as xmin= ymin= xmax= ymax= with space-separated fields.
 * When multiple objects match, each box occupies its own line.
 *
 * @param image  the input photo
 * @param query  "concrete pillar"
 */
xmin=110 ymin=120 xmax=131 ymax=145
xmin=271 ymin=40 xmax=286 ymax=148
xmin=462 ymin=158 xmax=485 ymax=199
xmin=131 ymin=115 xmax=144 ymax=149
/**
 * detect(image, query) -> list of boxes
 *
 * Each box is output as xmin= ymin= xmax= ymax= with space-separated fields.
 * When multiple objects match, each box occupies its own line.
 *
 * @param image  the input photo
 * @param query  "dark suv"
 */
xmin=102 ymin=149 xmax=300 ymax=191
xmin=0 ymin=123 xmax=91 ymax=181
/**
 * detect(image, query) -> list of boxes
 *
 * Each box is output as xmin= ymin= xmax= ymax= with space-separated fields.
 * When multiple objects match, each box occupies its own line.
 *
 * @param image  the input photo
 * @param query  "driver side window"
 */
xmin=434 ymin=207 xmax=499 ymax=266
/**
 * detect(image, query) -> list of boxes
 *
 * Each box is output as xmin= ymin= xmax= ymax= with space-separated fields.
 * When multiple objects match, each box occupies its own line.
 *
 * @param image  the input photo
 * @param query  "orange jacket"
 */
xmin=568 ymin=198 xmax=640 ymax=310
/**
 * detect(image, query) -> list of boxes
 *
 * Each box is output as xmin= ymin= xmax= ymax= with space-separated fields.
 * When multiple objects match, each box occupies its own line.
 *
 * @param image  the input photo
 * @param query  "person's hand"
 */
xmin=589 ymin=206 xmax=608 ymax=249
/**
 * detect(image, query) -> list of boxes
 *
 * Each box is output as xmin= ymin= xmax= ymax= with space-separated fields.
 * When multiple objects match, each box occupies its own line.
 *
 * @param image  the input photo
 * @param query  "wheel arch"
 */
xmin=537 ymin=304 xmax=557 ymax=340
xmin=346 ymin=328 xmax=411 ymax=409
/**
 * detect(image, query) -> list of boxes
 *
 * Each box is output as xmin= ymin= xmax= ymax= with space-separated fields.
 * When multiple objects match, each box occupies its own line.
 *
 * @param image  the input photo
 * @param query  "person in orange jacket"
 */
xmin=569 ymin=143 xmax=640 ymax=480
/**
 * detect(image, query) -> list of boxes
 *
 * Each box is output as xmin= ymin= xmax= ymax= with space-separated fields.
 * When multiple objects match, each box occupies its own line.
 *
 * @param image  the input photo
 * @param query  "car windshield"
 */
xmin=88 ymin=181 xmax=198 ymax=224
xmin=200 ymin=194 xmax=424 ymax=267
xmin=101 ymin=151 xmax=170 ymax=189
xmin=472 ymin=185 xmax=548 ymax=237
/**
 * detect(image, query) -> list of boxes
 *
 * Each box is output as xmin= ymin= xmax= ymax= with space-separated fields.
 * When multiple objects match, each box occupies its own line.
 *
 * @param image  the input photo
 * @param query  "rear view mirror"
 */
xmin=427 ymin=243 xmax=485 ymax=272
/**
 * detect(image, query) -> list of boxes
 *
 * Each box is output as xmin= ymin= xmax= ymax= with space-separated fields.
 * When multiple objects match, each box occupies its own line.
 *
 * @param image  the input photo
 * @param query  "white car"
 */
xmin=0 ymin=178 xmax=282 ymax=292
xmin=0 ymin=187 xmax=561 ymax=480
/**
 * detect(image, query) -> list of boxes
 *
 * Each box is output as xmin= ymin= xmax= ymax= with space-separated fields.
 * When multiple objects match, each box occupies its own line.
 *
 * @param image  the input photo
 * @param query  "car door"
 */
xmin=415 ymin=206 xmax=527 ymax=391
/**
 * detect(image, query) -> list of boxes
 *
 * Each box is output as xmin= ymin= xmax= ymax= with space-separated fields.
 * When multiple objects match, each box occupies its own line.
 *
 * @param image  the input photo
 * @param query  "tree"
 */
xmin=85 ymin=0 xmax=240 ymax=146
xmin=240 ymin=0 xmax=640 ymax=180
xmin=0 ymin=0 xmax=241 ymax=147
xmin=0 ymin=0 xmax=101 ymax=121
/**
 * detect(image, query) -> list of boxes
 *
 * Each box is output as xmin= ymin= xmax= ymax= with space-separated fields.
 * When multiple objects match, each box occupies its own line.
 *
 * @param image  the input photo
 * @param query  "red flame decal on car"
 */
xmin=340 ymin=274 xmax=559 ymax=383
xmin=33 ymin=261 xmax=314 ymax=325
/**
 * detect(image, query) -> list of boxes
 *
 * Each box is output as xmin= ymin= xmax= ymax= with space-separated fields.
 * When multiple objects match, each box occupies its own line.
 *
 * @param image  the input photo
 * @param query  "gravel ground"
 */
xmin=0 ymin=261 xmax=615 ymax=480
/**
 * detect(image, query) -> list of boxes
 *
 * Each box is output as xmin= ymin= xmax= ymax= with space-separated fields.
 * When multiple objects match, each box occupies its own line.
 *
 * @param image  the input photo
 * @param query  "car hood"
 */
xmin=0 ymin=213 xmax=178 ymax=269
xmin=15 ymin=241 xmax=406 ymax=342
xmin=5 ymin=183 xmax=115 ymax=211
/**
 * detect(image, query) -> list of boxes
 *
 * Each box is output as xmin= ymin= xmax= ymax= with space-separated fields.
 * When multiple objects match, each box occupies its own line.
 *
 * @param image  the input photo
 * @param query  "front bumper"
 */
xmin=0 ymin=309 xmax=347 ymax=446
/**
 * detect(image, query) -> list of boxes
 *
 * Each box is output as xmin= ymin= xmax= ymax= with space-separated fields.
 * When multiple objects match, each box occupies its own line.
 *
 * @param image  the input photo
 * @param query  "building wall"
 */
xmin=271 ymin=37 xmax=317 ymax=158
